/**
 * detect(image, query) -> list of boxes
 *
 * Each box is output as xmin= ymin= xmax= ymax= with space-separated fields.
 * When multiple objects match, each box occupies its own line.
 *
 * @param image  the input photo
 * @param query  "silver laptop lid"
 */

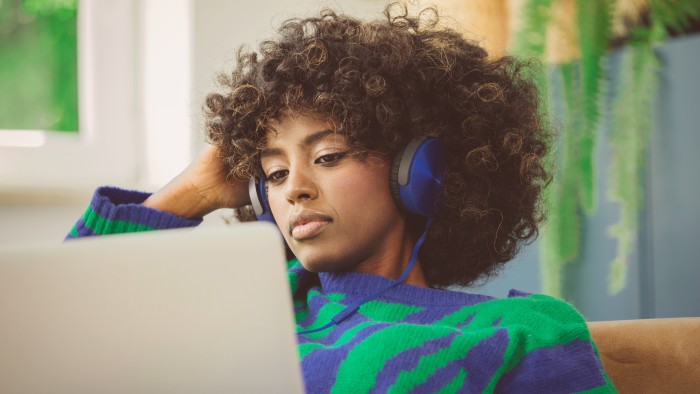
xmin=0 ymin=223 xmax=304 ymax=394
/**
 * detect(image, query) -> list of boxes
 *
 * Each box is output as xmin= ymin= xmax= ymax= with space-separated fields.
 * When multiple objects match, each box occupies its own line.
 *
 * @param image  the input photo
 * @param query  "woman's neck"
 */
xmin=349 ymin=229 xmax=428 ymax=288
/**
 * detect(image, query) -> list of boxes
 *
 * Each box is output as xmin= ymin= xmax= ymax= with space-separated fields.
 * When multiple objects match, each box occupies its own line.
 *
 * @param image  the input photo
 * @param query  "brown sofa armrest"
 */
xmin=588 ymin=318 xmax=700 ymax=393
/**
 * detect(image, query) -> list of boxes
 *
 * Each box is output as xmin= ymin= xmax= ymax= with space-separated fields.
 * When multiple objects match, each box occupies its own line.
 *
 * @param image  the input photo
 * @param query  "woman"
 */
xmin=68 ymin=5 xmax=616 ymax=393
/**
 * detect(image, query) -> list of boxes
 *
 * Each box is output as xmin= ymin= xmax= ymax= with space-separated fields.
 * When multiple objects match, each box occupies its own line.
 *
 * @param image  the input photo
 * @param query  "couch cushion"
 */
xmin=588 ymin=318 xmax=700 ymax=393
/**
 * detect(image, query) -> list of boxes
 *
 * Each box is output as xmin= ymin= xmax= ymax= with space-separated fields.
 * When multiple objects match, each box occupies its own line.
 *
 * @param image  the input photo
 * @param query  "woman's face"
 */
xmin=261 ymin=112 xmax=412 ymax=276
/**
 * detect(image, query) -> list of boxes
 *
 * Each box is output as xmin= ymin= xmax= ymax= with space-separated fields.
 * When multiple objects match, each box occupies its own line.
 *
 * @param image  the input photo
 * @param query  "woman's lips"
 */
xmin=291 ymin=220 xmax=330 ymax=240
xmin=289 ymin=210 xmax=332 ymax=240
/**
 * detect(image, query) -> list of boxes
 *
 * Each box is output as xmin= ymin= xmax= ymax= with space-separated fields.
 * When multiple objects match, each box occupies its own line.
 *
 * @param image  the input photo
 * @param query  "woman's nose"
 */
xmin=284 ymin=167 xmax=317 ymax=204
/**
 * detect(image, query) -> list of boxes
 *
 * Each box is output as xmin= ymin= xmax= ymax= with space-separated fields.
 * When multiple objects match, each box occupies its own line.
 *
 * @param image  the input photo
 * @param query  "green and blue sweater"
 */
xmin=67 ymin=187 xmax=617 ymax=393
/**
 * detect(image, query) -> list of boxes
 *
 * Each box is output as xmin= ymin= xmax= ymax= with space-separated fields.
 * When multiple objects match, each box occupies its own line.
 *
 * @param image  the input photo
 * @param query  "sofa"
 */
xmin=588 ymin=318 xmax=700 ymax=393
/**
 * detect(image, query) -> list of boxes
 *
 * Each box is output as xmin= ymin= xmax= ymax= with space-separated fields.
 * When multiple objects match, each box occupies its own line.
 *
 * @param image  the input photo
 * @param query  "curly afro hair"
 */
xmin=204 ymin=3 xmax=551 ymax=289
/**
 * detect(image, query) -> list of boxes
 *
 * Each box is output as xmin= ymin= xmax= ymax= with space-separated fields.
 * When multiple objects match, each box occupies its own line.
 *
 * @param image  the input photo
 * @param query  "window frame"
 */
xmin=1 ymin=0 xmax=196 ymax=193
xmin=0 ymin=0 xmax=138 ymax=190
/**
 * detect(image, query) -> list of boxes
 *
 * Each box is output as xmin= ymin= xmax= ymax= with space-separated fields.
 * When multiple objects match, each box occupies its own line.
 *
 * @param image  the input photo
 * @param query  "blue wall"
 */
xmin=467 ymin=33 xmax=700 ymax=321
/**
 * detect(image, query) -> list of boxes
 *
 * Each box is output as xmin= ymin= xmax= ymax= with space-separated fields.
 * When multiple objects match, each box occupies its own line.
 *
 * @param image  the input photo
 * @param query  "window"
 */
xmin=0 ymin=0 xmax=137 ymax=190
xmin=0 ymin=0 xmax=79 ymax=132
xmin=0 ymin=0 xmax=193 ymax=191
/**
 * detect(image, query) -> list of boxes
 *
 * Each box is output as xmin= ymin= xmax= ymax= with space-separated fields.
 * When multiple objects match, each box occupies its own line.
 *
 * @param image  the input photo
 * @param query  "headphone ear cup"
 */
xmin=392 ymin=138 xmax=446 ymax=217
xmin=248 ymin=178 xmax=275 ymax=223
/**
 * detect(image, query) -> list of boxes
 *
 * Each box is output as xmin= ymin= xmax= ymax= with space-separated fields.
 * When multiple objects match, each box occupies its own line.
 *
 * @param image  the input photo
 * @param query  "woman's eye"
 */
xmin=266 ymin=169 xmax=288 ymax=182
xmin=316 ymin=152 xmax=346 ymax=164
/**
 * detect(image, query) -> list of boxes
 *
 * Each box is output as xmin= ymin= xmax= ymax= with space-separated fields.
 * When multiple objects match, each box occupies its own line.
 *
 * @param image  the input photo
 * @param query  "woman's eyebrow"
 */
xmin=301 ymin=128 xmax=337 ymax=147
xmin=260 ymin=128 xmax=340 ymax=160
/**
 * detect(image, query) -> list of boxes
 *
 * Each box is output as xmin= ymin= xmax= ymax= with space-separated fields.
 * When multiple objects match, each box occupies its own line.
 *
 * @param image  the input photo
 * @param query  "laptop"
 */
xmin=0 ymin=223 xmax=305 ymax=394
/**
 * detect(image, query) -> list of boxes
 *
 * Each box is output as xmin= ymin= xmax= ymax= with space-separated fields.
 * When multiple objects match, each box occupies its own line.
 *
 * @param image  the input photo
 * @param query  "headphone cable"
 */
xmin=297 ymin=218 xmax=433 ymax=335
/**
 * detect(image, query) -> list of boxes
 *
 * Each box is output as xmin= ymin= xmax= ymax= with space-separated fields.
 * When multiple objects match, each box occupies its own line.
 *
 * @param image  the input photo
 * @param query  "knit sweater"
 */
xmin=68 ymin=186 xmax=617 ymax=393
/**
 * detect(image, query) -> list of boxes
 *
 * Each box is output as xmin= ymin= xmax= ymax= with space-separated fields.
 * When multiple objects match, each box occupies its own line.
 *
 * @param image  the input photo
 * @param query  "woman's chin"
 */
xmin=297 ymin=255 xmax=352 ymax=274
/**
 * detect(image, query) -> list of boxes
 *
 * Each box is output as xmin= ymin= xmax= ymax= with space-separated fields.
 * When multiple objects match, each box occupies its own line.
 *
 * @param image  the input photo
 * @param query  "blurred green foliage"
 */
xmin=512 ymin=0 xmax=700 ymax=297
xmin=0 ymin=0 xmax=78 ymax=131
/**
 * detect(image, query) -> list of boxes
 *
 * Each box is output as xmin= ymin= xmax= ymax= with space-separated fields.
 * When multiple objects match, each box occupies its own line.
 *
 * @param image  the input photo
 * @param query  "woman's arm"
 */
xmin=141 ymin=144 xmax=250 ymax=220
xmin=66 ymin=145 xmax=251 ymax=239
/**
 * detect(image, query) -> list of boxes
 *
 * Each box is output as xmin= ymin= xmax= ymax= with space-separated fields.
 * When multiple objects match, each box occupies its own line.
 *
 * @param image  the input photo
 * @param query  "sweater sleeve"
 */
xmin=493 ymin=293 xmax=618 ymax=393
xmin=65 ymin=186 xmax=202 ymax=239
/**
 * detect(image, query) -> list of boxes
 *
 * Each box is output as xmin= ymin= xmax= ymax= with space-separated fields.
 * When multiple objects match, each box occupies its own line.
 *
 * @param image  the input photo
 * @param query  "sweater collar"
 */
xmin=316 ymin=270 xmax=494 ymax=307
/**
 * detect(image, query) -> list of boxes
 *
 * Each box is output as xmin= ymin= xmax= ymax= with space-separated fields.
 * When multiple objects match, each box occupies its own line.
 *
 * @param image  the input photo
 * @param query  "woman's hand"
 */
xmin=142 ymin=145 xmax=251 ymax=219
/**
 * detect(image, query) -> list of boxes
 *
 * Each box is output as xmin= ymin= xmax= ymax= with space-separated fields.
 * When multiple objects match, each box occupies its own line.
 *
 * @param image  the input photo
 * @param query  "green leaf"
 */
xmin=511 ymin=0 xmax=555 ymax=60
xmin=575 ymin=0 xmax=614 ymax=213
xmin=607 ymin=38 xmax=659 ymax=294
xmin=651 ymin=0 xmax=700 ymax=35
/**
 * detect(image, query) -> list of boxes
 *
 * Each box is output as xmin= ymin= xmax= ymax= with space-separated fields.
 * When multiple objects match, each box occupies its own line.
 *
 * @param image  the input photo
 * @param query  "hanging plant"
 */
xmin=607 ymin=0 xmax=699 ymax=293
xmin=509 ymin=0 xmax=700 ymax=297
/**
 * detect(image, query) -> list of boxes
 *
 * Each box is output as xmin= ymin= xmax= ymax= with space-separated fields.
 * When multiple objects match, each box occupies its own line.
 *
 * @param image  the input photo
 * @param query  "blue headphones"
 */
xmin=248 ymin=137 xmax=446 ymax=222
